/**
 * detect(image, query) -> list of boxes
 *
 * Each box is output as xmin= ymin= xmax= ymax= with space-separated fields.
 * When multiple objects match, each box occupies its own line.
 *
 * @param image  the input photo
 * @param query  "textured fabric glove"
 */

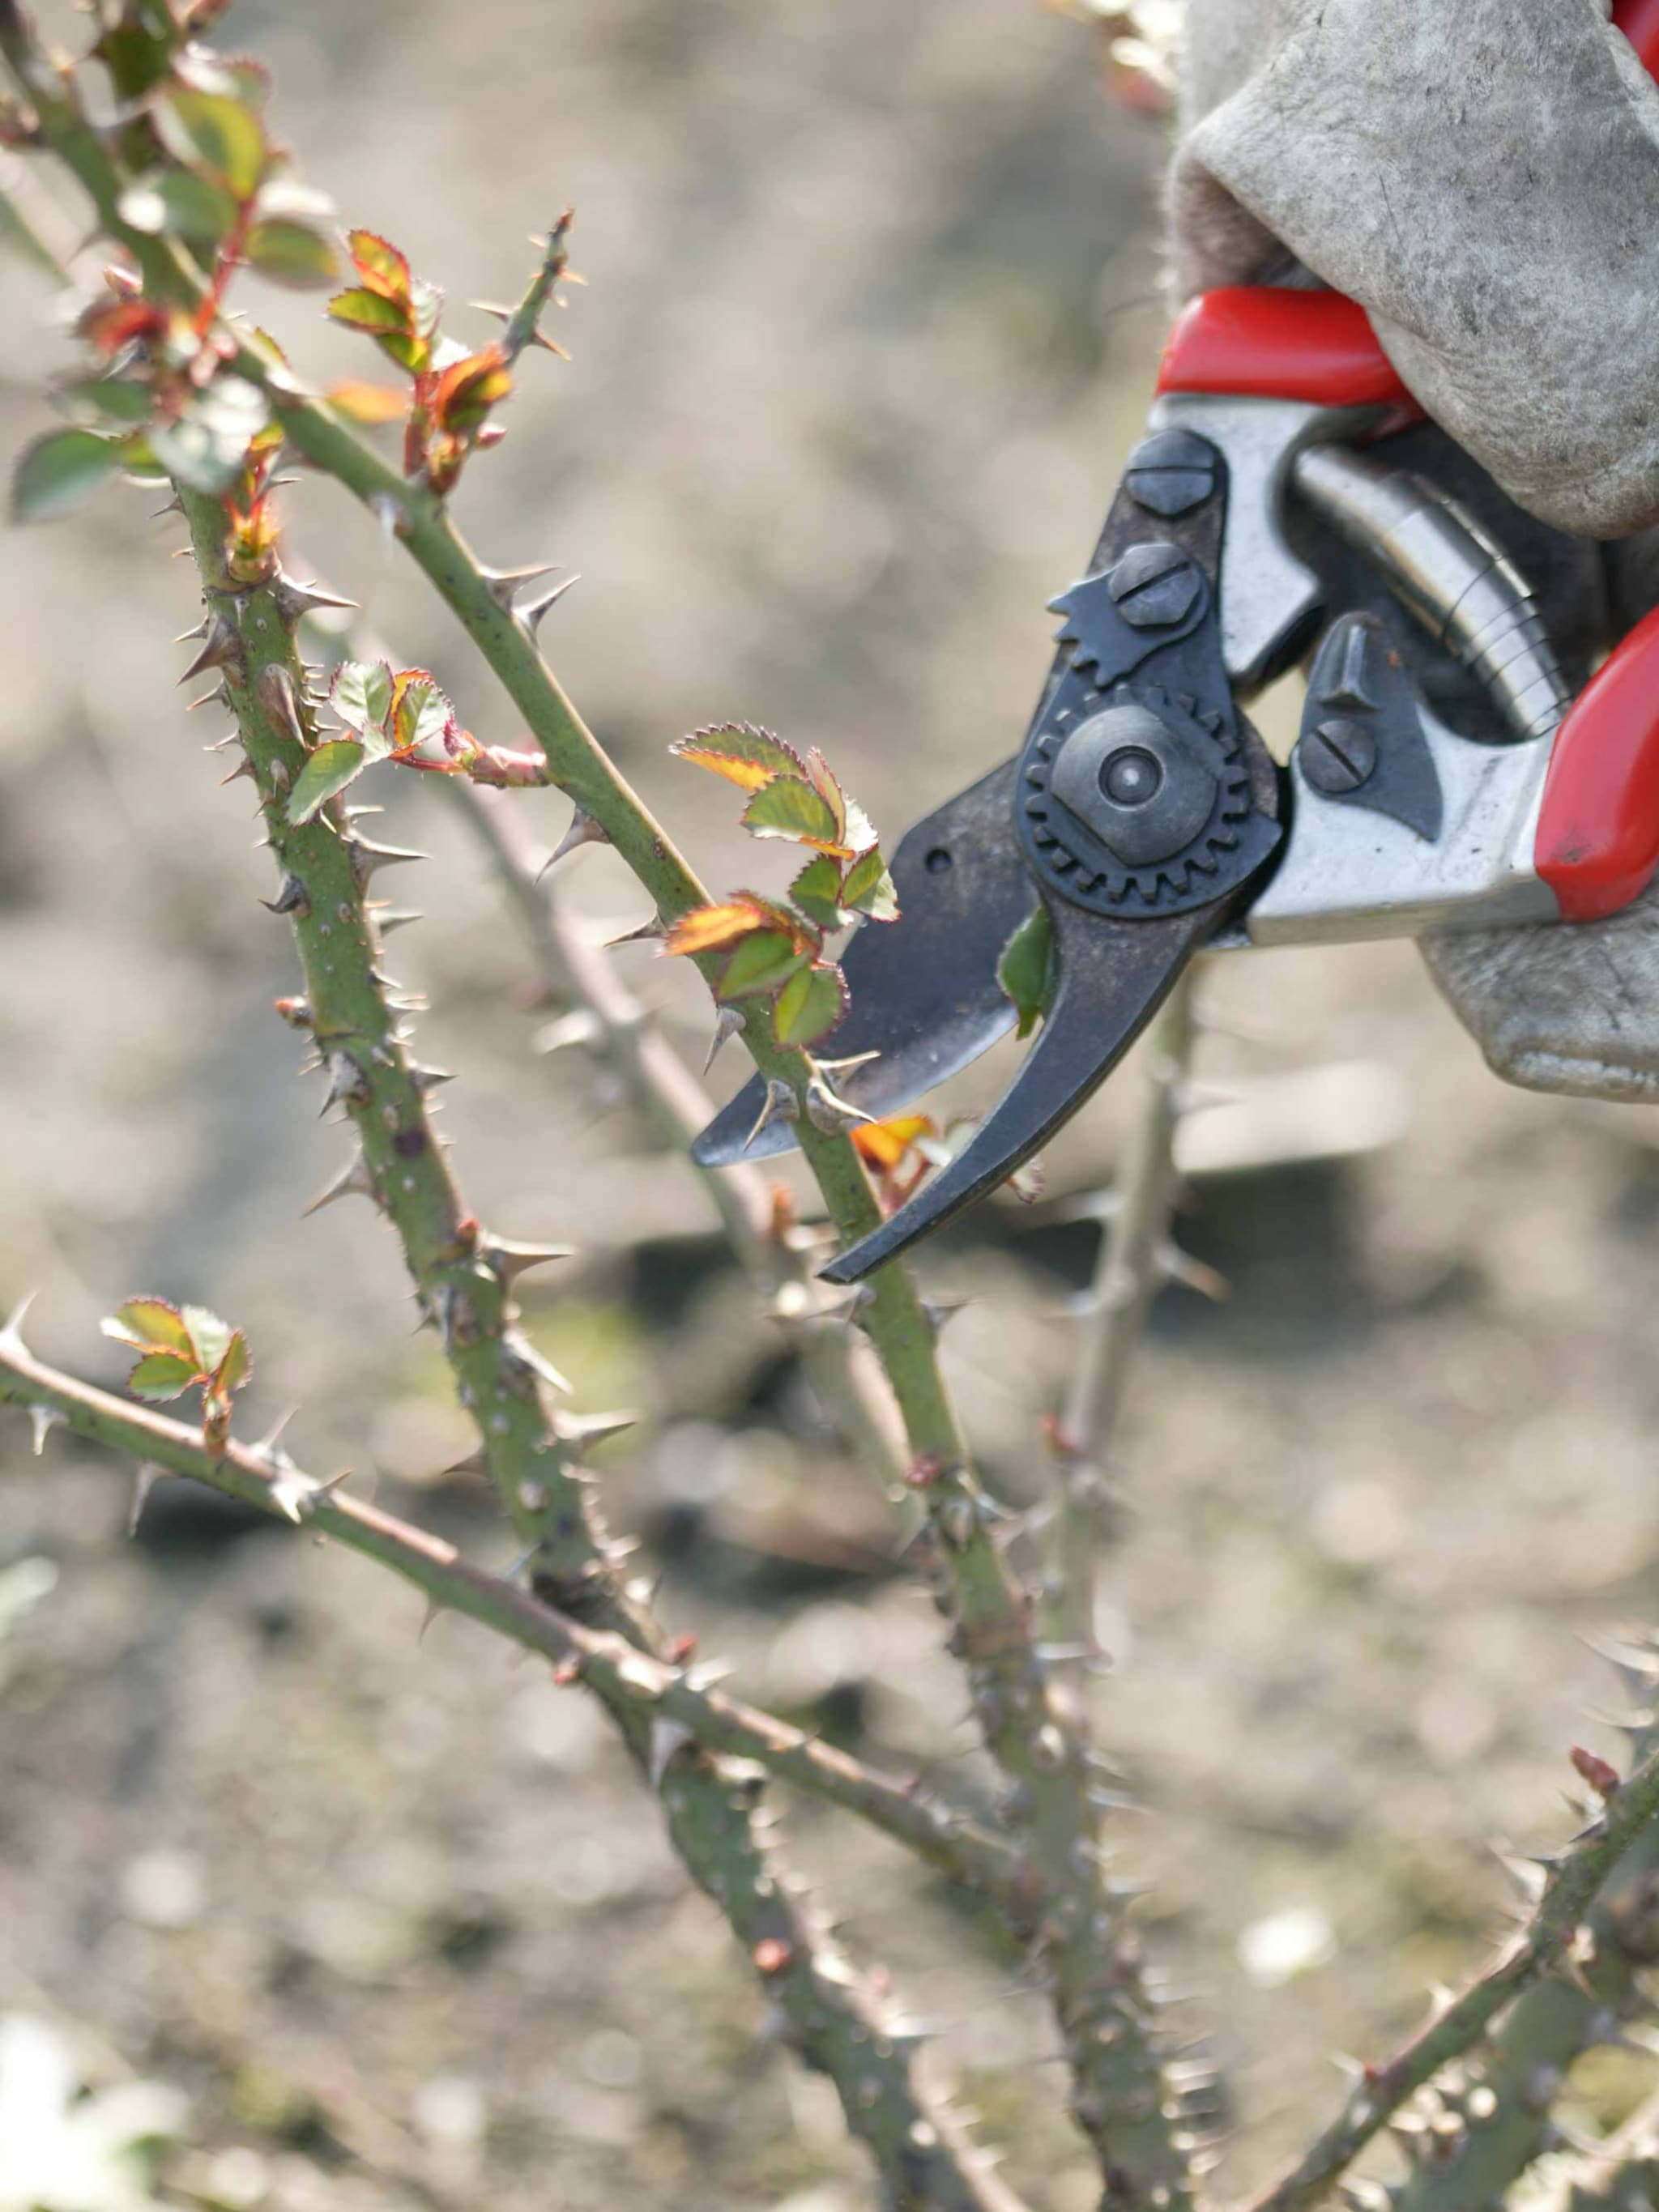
xmin=1173 ymin=0 xmax=1659 ymax=1100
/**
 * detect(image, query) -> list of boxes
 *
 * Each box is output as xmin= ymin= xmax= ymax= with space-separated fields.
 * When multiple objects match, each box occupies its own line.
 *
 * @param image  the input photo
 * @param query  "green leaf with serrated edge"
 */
xmin=775 ymin=962 xmax=850 ymax=1046
xmin=212 ymin=1330 xmax=250 ymax=1397
xmin=128 ymin=1351 xmax=198 ymax=1402
xmin=841 ymin=846 xmax=900 ymax=922
xmin=789 ymin=855 xmax=847 ymax=931
xmin=288 ymin=739 xmax=367 ymax=825
xmin=66 ymin=377 xmax=153 ymax=424
xmin=181 ymin=1306 xmax=233 ymax=1375
xmin=11 ymin=428 xmax=119 ymax=522
xmin=101 ymin=1298 xmax=194 ymax=1354
xmin=719 ymin=931 xmax=810 ymax=999
xmin=328 ymin=661 xmax=393 ymax=739
xmin=347 ymin=228 xmax=412 ymax=305
xmin=327 ymin=286 xmax=410 ymax=338
xmin=669 ymin=724 xmax=806 ymax=792
xmin=157 ymin=89 xmax=267 ymax=198
xmin=997 ymin=905 xmax=1056 ymax=1041
xmin=245 ymin=218 xmax=340 ymax=290
xmin=740 ymin=777 xmax=843 ymax=847
xmin=390 ymin=673 xmax=453 ymax=753
xmin=117 ymin=168 xmax=237 ymax=244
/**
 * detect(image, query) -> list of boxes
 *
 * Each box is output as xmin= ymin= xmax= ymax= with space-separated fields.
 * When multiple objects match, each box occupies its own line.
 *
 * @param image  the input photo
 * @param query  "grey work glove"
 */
xmin=1172 ymin=0 xmax=1659 ymax=1102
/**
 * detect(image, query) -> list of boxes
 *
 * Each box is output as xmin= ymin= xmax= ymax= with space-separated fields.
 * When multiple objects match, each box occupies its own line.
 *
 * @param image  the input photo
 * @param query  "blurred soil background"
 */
xmin=6 ymin=2 xmax=1659 ymax=2209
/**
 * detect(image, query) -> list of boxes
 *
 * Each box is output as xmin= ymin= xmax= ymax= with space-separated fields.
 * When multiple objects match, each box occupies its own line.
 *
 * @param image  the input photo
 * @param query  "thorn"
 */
xmin=649 ymin=1716 xmax=695 ymax=1790
xmin=704 ymin=1005 xmax=745 ymax=1075
xmin=303 ymin=1153 xmax=379 ymax=1217
xmin=410 ymin=1064 xmax=454 ymax=1093
xmin=502 ymin=1332 xmax=574 ymax=1396
xmin=28 ymin=1402 xmax=64 ymax=1455
xmin=923 ymin=1297 xmax=970 ymax=1337
xmin=515 ymin=572 xmax=579 ymax=636
xmin=254 ymin=663 xmax=308 ymax=747
xmin=271 ymin=572 xmax=359 ymax=620
xmin=416 ymin=1592 xmax=444 ymax=1643
xmin=185 ymin=684 xmax=232 ymax=713
xmin=1158 ymin=1242 xmax=1230 ymax=1301
xmin=129 ymin=1461 xmax=164 ymax=1536
xmin=261 ymin=872 xmax=309 ymax=918
xmin=375 ymin=910 xmax=424 ymax=937
xmin=220 ymin=752 xmax=257 ymax=786
xmin=350 ymin=837 xmax=428 ymax=886
xmin=151 ymin=494 xmax=184 ymax=518
xmin=554 ymin=1408 xmax=638 ymax=1450
xmin=480 ymin=561 xmax=559 ymax=613
xmin=318 ymin=1051 xmax=369 ymax=1116
xmin=487 ymin=1237 xmax=575 ymax=1285
xmin=254 ymin=1409 xmax=298 ymax=1461
xmin=804 ymin=1070 xmax=873 ymax=1136
xmin=271 ymin=1465 xmax=352 ymax=1524
xmin=532 ymin=1010 xmax=603 ymax=1055
xmin=538 ymin=805 xmax=609 ymax=876
xmin=744 ymin=1078 xmax=799 ymax=1153
xmin=0 ymin=1289 xmax=38 ymax=1355
xmin=176 ymin=617 xmax=210 ymax=643
xmin=177 ymin=611 xmax=241 ymax=685
xmin=605 ymin=915 xmax=665 ymax=948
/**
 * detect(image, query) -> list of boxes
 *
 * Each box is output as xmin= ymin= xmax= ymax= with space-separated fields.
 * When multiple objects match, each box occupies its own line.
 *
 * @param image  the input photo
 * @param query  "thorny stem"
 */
xmin=1043 ymin=975 xmax=1195 ymax=1671
xmin=1243 ymin=1747 xmax=1659 ymax=2212
xmin=160 ymin=486 xmax=1018 ymax=2212
xmin=0 ymin=1327 xmax=1023 ymax=1912
xmin=443 ymin=782 xmax=906 ymax=1485
xmin=1 ymin=25 xmax=1201 ymax=2203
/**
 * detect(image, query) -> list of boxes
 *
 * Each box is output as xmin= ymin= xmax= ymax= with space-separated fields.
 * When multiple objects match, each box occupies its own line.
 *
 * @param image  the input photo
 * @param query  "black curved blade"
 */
xmin=690 ymin=761 xmax=1033 ymax=1167
xmin=818 ymin=892 xmax=1215 ymax=1286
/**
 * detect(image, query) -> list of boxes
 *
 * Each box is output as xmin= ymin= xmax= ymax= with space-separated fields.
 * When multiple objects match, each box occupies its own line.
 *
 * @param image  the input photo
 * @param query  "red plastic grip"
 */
xmin=1536 ymin=605 xmax=1659 ymax=921
xmin=1614 ymin=0 xmax=1659 ymax=79
xmin=1156 ymin=287 xmax=1418 ymax=411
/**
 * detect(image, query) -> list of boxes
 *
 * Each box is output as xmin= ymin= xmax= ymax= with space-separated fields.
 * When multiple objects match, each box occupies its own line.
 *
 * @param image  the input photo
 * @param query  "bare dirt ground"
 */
xmin=6 ymin=4 xmax=1659 ymax=2209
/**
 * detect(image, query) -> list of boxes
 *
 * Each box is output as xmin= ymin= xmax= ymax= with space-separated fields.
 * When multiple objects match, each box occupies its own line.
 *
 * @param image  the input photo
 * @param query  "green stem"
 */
xmin=1243 ymin=1755 xmax=1659 ymax=2212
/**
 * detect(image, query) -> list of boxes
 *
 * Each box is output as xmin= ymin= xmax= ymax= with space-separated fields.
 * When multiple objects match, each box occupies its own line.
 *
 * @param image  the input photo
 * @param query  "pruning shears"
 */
xmin=692 ymin=283 xmax=1659 ymax=1285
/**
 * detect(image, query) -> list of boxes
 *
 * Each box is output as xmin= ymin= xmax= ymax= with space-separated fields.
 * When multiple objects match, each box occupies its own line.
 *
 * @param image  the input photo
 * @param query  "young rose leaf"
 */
xmin=66 ymin=376 xmax=153 ymax=424
xmin=389 ymin=670 xmax=454 ymax=754
xmin=245 ymin=217 xmax=340 ymax=290
xmin=117 ymin=168 xmax=239 ymax=245
xmin=851 ymin=1112 xmax=939 ymax=1173
xmin=840 ymin=846 xmax=900 ymax=923
xmin=157 ymin=88 xmax=267 ymax=199
xmin=181 ymin=1305 xmax=234 ymax=1375
xmin=326 ymin=380 xmax=409 ymax=425
xmin=719 ymin=930 xmax=810 ymax=999
xmin=288 ymin=738 xmax=367 ymax=825
xmin=211 ymin=1329 xmax=251 ymax=1397
xmin=740 ymin=775 xmax=845 ymax=850
xmin=663 ymin=896 xmax=799 ymax=959
xmin=101 ymin=1298 xmax=194 ymax=1355
xmin=347 ymin=228 xmax=412 ymax=306
xmin=11 ymin=428 xmax=120 ymax=522
xmin=774 ymin=961 xmax=850 ymax=1047
xmin=789 ymin=854 xmax=848 ymax=931
xmin=326 ymin=285 xmax=411 ymax=340
xmin=127 ymin=1350 xmax=199 ymax=1402
xmin=669 ymin=722 xmax=805 ymax=793
xmin=328 ymin=660 xmax=394 ymax=739
xmin=432 ymin=344 xmax=512 ymax=433
xmin=997 ymin=904 xmax=1056 ymax=1040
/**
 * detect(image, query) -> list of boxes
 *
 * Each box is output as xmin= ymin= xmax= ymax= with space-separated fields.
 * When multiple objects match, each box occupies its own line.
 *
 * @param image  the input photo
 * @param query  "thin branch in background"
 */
xmin=1043 ymin=973 xmax=1196 ymax=1670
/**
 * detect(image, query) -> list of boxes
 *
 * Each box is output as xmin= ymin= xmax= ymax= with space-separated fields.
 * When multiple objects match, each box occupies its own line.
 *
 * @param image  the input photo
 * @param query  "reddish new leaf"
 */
xmin=669 ymin=723 xmax=806 ymax=793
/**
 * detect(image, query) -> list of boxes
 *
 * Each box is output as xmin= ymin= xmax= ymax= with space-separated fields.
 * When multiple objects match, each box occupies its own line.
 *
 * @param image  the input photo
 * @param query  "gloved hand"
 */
xmin=1172 ymin=0 xmax=1659 ymax=1101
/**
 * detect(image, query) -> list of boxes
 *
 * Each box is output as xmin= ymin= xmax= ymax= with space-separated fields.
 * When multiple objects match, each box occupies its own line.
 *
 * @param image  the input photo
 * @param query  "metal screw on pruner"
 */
xmin=1106 ymin=542 xmax=1203 ymax=632
xmin=1299 ymin=716 xmax=1377 ymax=795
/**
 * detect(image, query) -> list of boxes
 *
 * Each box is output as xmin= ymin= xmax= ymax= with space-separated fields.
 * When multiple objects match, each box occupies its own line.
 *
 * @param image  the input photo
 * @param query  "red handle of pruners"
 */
xmin=1154 ymin=0 xmax=1659 ymax=925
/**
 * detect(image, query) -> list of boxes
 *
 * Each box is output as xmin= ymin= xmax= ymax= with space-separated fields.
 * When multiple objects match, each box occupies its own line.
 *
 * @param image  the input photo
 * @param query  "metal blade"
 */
xmin=690 ymin=761 xmax=1033 ymax=1167
xmin=818 ymin=891 xmax=1216 ymax=1285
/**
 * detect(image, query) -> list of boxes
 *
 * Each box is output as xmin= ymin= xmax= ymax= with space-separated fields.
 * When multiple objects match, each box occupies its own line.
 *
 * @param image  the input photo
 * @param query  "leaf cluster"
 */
xmin=663 ymin=726 xmax=900 ymax=1048
xmin=101 ymin=1295 xmax=250 ymax=1455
